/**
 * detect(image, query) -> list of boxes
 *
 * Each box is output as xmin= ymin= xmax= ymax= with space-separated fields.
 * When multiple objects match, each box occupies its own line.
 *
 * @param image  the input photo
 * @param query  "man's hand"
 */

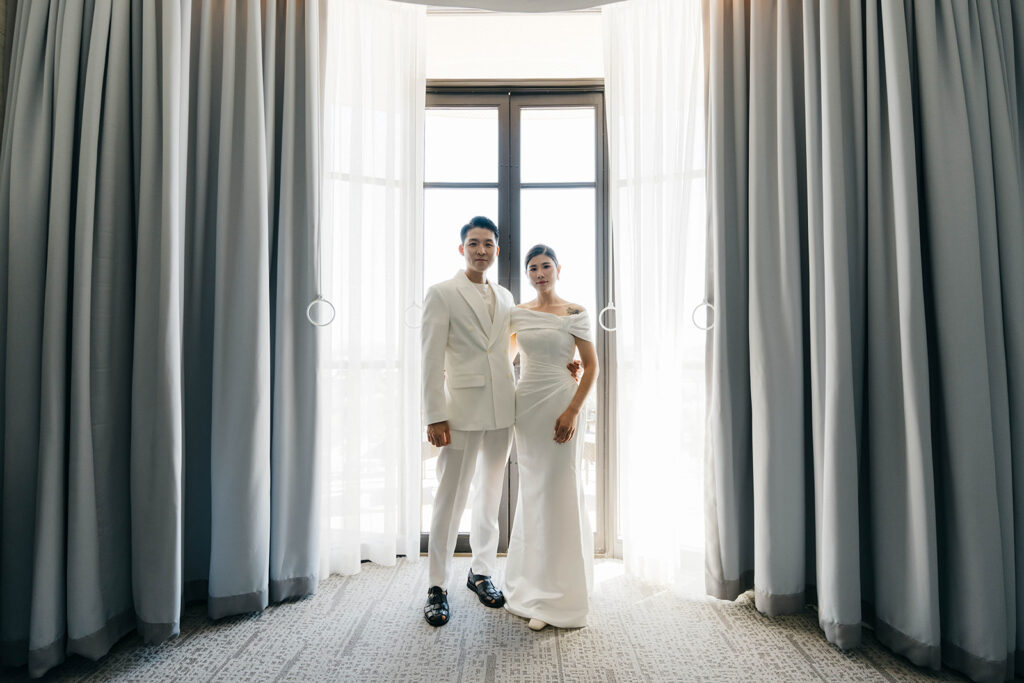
xmin=567 ymin=360 xmax=582 ymax=382
xmin=427 ymin=421 xmax=451 ymax=447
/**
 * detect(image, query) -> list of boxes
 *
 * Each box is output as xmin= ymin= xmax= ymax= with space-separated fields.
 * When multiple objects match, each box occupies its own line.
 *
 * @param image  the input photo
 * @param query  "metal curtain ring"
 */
xmin=598 ymin=303 xmax=618 ymax=332
xmin=691 ymin=300 xmax=715 ymax=331
xmin=306 ymin=296 xmax=336 ymax=327
xmin=404 ymin=303 xmax=423 ymax=329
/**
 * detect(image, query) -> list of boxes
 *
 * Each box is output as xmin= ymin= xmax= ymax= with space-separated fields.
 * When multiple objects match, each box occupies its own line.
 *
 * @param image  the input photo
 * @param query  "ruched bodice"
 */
xmin=512 ymin=308 xmax=593 ymax=385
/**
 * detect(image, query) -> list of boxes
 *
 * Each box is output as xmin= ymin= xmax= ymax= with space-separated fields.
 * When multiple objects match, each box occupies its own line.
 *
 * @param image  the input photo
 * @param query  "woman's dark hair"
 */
xmin=461 ymin=216 xmax=499 ymax=243
xmin=524 ymin=244 xmax=559 ymax=270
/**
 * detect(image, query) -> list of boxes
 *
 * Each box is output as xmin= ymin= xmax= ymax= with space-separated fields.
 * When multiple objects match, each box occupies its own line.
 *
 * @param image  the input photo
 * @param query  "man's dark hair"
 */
xmin=461 ymin=216 xmax=499 ymax=243
xmin=524 ymin=244 xmax=559 ymax=269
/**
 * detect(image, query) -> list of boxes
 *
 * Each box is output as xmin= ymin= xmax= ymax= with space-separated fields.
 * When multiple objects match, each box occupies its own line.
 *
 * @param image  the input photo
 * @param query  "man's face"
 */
xmin=459 ymin=228 xmax=498 ymax=276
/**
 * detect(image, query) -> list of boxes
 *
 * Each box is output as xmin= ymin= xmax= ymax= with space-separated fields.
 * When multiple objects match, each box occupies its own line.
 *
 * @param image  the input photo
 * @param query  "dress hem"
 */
xmin=503 ymin=602 xmax=588 ymax=629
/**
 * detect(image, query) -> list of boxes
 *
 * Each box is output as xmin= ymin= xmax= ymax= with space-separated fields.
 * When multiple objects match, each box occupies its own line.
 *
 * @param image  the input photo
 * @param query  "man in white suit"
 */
xmin=421 ymin=216 xmax=516 ymax=626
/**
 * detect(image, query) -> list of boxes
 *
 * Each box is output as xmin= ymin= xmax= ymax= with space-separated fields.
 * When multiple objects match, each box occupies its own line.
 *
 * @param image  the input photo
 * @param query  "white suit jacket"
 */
xmin=421 ymin=271 xmax=515 ymax=431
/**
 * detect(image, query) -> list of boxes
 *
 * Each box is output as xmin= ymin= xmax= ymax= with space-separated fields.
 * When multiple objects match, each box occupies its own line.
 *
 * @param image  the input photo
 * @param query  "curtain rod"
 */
xmin=406 ymin=1 xmax=621 ymax=13
xmin=426 ymin=7 xmax=603 ymax=14
xmin=426 ymin=78 xmax=604 ymax=94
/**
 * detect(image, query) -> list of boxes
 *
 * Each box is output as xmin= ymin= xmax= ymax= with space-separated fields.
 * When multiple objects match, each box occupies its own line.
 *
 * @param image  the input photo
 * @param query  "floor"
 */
xmin=5 ymin=557 xmax=962 ymax=681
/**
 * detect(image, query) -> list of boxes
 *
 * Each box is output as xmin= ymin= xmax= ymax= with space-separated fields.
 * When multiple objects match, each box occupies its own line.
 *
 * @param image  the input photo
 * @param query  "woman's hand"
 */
xmin=553 ymin=408 xmax=579 ymax=443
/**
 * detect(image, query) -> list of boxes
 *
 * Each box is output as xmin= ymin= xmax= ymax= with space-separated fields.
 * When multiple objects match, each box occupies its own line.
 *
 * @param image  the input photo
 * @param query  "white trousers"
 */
xmin=428 ymin=427 xmax=513 ymax=590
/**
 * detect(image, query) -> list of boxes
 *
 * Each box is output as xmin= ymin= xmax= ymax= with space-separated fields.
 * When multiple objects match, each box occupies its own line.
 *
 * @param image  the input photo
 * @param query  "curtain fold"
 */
xmin=181 ymin=0 xmax=323 ymax=618
xmin=128 ymin=0 xmax=190 ymax=644
xmin=265 ymin=0 xmax=325 ymax=605
xmin=181 ymin=0 xmax=324 ymax=618
xmin=183 ymin=0 xmax=274 ymax=616
xmin=0 ymin=1 xmax=188 ymax=675
xmin=0 ymin=0 xmax=323 ymax=676
xmin=704 ymin=1 xmax=1024 ymax=681
xmin=861 ymin=0 xmax=940 ymax=667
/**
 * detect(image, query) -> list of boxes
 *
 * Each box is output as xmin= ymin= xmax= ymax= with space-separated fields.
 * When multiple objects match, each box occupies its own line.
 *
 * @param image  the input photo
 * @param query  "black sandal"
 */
xmin=424 ymin=586 xmax=450 ymax=626
xmin=467 ymin=569 xmax=505 ymax=608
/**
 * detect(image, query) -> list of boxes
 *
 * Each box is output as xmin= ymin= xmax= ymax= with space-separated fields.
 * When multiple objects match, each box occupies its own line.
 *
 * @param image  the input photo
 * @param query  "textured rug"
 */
xmin=4 ymin=557 xmax=962 ymax=681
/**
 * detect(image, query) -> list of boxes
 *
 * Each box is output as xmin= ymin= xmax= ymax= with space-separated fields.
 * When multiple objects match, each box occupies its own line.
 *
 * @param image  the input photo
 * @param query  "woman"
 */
xmin=503 ymin=244 xmax=599 ymax=631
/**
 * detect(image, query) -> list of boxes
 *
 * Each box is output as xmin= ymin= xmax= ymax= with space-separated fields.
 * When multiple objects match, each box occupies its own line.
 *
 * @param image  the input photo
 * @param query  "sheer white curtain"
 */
xmin=603 ymin=0 xmax=706 ymax=589
xmin=318 ymin=0 xmax=426 ymax=577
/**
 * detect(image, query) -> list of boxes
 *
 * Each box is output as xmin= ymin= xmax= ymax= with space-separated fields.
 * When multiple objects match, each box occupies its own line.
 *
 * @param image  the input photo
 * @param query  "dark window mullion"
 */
xmin=424 ymin=182 xmax=501 ymax=190
xmin=520 ymin=182 xmax=598 ymax=190
xmin=501 ymin=97 xmax=522 ymax=554
xmin=496 ymin=96 xmax=512 ymax=293
xmin=508 ymin=97 xmax=521 ymax=300
xmin=593 ymin=91 xmax=613 ymax=557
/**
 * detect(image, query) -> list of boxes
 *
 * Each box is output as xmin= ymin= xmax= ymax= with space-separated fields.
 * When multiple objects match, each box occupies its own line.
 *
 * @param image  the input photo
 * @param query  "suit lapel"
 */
xmin=454 ymin=272 xmax=492 ymax=341
xmin=487 ymin=289 xmax=508 ymax=347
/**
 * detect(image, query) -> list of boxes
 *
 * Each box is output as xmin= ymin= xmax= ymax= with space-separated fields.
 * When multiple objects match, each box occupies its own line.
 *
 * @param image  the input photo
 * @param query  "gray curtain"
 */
xmin=181 ymin=0 xmax=322 ymax=618
xmin=703 ymin=1 xmax=1024 ymax=681
xmin=0 ymin=0 xmax=321 ymax=677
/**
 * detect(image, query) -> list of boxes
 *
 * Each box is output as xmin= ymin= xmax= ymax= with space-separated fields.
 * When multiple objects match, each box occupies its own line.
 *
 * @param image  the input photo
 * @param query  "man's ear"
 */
xmin=495 ymin=245 xmax=500 ymax=255
xmin=459 ymin=244 xmax=465 ymax=256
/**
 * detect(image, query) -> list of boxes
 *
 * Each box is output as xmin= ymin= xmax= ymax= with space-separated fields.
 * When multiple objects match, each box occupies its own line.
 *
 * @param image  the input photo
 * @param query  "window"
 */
xmin=420 ymin=81 xmax=616 ymax=556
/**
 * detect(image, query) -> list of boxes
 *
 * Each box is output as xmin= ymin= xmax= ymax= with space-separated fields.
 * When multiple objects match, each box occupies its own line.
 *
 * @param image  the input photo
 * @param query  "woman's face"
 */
xmin=526 ymin=255 xmax=560 ymax=294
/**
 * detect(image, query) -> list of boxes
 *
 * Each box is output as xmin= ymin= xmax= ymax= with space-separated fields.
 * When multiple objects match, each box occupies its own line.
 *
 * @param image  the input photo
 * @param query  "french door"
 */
xmin=420 ymin=82 xmax=617 ymax=557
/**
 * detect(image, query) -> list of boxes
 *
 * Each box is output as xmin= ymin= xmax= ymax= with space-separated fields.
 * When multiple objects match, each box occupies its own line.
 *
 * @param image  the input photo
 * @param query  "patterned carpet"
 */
xmin=5 ymin=557 xmax=962 ymax=681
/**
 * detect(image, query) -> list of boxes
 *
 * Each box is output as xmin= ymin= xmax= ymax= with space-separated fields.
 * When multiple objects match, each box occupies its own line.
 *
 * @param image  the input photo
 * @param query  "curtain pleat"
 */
xmin=911 ymin=2 xmax=1020 ymax=676
xmin=863 ymin=0 xmax=940 ymax=668
xmin=265 ymin=0 xmax=323 ymax=603
xmin=181 ymin=0 xmax=322 ymax=618
xmin=703 ymin=0 xmax=754 ymax=604
xmin=704 ymin=1 xmax=1024 ymax=681
xmin=745 ymin=0 xmax=811 ymax=618
xmin=0 ymin=0 xmax=322 ymax=676
xmin=805 ymin=0 xmax=866 ymax=647
xmin=129 ymin=0 xmax=187 ymax=644
xmin=65 ymin=0 xmax=135 ymax=660
xmin=185 ymin=0 xmax=274 ymax=618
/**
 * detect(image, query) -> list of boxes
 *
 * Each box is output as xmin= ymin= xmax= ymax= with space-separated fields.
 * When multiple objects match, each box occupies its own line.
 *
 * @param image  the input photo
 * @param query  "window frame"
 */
xmin=421 ymin=79 xmax=619 ymax=558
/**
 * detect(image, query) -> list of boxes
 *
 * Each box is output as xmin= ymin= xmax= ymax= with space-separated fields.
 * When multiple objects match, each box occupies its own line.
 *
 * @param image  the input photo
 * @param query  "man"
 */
xmin=421 ymin=216 xmax=515 ymax=626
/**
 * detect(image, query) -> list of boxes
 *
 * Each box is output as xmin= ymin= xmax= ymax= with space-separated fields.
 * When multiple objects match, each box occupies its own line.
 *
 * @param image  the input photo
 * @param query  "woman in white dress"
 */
xmin=503 ymin=244 xmax=600 ymax=631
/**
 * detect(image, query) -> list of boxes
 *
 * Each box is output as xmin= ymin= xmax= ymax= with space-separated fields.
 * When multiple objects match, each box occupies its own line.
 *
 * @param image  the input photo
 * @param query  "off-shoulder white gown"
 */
xmin=503 ymin=308 xmax=593 ymax=628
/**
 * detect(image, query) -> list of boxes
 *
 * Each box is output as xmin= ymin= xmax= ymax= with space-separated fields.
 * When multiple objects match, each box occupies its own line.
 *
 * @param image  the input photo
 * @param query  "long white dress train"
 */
xmin=503 ymin=308 xmax=594 ymax=628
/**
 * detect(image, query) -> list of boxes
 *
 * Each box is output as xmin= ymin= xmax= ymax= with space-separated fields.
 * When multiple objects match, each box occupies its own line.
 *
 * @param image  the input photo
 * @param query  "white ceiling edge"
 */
xmin=426 ymin=6 xmax=602 ymax=13
xmin=402 ymin=0 xmax=622 ymax=12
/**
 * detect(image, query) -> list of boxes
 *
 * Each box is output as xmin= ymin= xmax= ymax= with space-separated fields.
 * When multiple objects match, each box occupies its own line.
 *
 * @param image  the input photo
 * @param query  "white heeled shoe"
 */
xmin=528 ymin=618 xmax=548 ymax=631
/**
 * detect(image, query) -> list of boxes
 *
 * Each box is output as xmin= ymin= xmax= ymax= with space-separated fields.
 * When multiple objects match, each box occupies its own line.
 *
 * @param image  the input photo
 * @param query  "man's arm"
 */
xmin=421 ymin=286 xmax=451 ymax=445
